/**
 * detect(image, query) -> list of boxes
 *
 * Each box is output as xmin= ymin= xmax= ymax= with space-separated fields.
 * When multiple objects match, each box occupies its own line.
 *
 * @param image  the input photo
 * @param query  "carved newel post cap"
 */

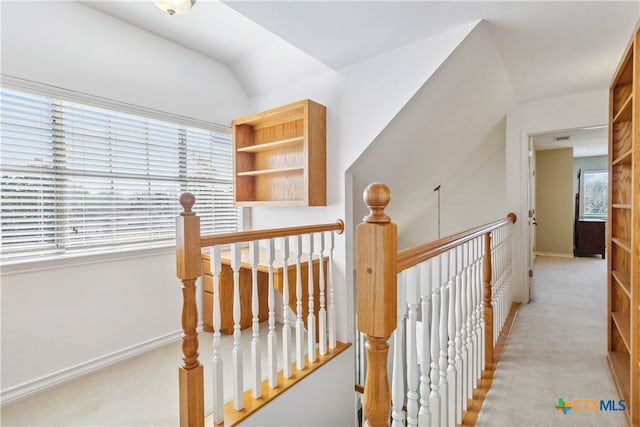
xmin=363 ymin=183 xmax=391 ymax=223
xmin=179 ymin=192 xmax=196 ymax=215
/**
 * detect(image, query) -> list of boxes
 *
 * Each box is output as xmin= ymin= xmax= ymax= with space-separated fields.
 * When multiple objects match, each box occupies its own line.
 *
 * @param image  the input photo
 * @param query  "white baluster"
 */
xmin=306 ymin=234 xmax=316 ymax=363
xmin=230 ymin=243 xmax=244 ymax=410
xmin=459 ymin=246 xmax=469 ymax=412
xmin=429 ymin=256 xmax=441 ymax=427
xmin=210 ymin=246 xmax=224 ymax=424
xmin=454 ymin=245 xmax=464 ymax=424
xmin=418 ymin=261 xmax=432 ymax=426
xmin=392 ymin=271 xmax=407 ymax=427
xmin=466 ymin=241 xmax=481 ymax=399
xmin=479 ymin=237 xmax=486 ymax=373
xmin=470 ymin=239 xmax=479 ymax=390
xmin=475 ymin=238 xmax=483 ymax=386
xmin=281 ymin=237 xmax=292 ymax=379
xmin=318 ymin=232 xmax=327 ymax=356
xmin=447 ymin=249 xmax=457 ymax=427
xmin=266 ymin=239 xmax=277 ymax=388
xmin=406 ymin=266 xmax=419 ymax=427
xmin=439 ymin=254 xmax=449 ymax=427
xmin=328 ymin=230 xmax=336 ymax=349
xmin=249 ymin=241 xmax=262 ymax=398
xmin=294 ymin=235 xmax=305 ymax=370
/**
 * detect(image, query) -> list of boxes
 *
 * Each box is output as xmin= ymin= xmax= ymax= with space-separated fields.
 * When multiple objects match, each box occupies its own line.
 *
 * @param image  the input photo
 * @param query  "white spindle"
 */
xmin=479 ymin=237 xmax=486 ymax=373
xmin=306 ymin=234 xmax=316 ymax=363
xmin=318 ymin=233 xmax=327 ymax=356
xmin=475 ymin=237 xmax=483 ymax=385
xmin=459 ymin=245 xmax=469 ymax=411
xmin=468 ymin=239 xmax=477 ymax=392
xmin=328 ymin=230 xmax=336 ymax=349
xmin=281 ymin=237 xmax=292 ymax=379
xmin=430 ymin=256 xmax=441 ymax=427
xmin=210 ymin=246 xmax=224 ymax=424
xmin=392 ymin=271 xmax=407 ymax=427
xmin=230 ymin=243 xmax=244 ymax=410
xmin=406 ymin=266 xmax=419 ymax=427
xmin=294 ymin=235 xmax=305 ymax=370
xmin=249 ymin=241 xmax=262 ymax=398
xmin=454 ymin=244 xmax=464 ymax=424
xmin=266 ymin=239 xmax=277 ymax=388
xmin=466 ymin=239 xmax=474 ymax=402
xmin=418 ymin=261 xmax=432 ymax=426
xmin=447 ymin=249 xmax=457 ymax=427
xmin=439 ymin=254 xmax=449 ymax=427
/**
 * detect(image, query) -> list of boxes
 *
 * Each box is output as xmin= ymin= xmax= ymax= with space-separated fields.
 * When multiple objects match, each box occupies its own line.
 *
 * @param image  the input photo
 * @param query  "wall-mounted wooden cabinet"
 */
xmin=607 ymin=23 xmax=639 ymax=427
xmin=232 ymin=99 xmax=326 ymax=206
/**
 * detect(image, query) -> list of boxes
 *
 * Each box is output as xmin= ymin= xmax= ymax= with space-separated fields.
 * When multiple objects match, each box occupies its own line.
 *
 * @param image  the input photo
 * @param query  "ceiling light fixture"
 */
xmin=153 ymin=0 xmax=195 ymax=16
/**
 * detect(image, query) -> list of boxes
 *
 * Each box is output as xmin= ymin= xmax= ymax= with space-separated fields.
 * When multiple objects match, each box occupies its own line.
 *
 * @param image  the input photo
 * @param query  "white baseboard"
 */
xmin=535 ymin=251 xmax=574 ymax=258
xmin=1 ymin=329 xmax=183 ymax=405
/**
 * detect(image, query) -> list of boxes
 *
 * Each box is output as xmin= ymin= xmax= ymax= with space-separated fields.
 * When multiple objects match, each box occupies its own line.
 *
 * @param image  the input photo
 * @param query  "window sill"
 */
xmin=1 ymin=245 xmax=175 ymax=276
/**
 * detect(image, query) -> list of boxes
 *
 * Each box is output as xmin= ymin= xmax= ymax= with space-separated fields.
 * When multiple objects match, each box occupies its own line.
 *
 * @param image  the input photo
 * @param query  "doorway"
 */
xmin=527 ymin=125 xmax=608 ymax=300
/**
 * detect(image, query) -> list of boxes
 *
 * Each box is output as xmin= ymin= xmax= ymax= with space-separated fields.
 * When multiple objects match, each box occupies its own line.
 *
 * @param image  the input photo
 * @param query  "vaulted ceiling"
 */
xmin=83 ymin=1 xmax=639 ymax=102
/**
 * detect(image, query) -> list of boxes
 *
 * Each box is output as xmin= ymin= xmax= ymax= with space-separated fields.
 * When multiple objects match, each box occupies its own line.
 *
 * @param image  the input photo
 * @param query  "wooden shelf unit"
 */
xmin=607 ymin=24 xmax=640 ymax=427
xmin=232 ymin=99 xmax=326 ymax=206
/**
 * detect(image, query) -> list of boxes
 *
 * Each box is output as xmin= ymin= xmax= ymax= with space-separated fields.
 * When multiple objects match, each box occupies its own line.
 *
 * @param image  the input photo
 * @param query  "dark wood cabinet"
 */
xmin=574 ymin=219 xmax=606 ymax=258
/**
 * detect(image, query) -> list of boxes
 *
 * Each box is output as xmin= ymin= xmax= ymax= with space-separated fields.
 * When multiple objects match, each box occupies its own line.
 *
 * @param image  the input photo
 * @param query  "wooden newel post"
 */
xmin=176 ymin=192 xmax=204 ymax=427
xmin=357 ymin=183 xmax=397 ymax=427
xmin=483 ymin=231 xmax=493 ymax=369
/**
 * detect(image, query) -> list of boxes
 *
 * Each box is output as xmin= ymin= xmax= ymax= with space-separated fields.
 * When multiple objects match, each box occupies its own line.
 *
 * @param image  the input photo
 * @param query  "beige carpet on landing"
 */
xmin=476 ymin=255 xmax=627 ymax=427
xmin=1 ymin=322 xmax=288 ymax=426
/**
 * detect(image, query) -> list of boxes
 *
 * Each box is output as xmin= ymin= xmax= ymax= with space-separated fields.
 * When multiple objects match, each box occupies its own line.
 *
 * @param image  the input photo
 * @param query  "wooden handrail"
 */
xmin=176 ymin=192 xmax=345 ymax=427
xmin=397 ymin=212 xmax=516 ymax=272
xmin=200 ymin=219 xmax=344 ymax=248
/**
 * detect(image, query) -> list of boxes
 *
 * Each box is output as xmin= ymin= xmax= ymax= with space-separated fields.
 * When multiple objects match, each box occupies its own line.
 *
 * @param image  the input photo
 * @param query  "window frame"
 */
xmin=1 ymin=76 xmax=242 ymax=266
xmin=580 ymin=168 xmax=608 ymax=220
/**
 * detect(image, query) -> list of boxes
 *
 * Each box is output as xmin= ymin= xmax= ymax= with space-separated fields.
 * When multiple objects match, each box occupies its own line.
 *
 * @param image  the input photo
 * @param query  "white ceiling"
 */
xmin=82 ymin=1 xmax=637 ymax=153
xmin=533 ymin=126 xmax=609 ymax=158
xmin=83 ymin=1 xmax=638 ymax=103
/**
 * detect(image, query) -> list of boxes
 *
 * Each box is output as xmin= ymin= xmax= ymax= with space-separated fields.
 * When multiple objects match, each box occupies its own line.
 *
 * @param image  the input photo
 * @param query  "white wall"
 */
xmin=241 ymin=348 xmax=355 ymax=426
xmin=245 ymin=21 xmax=479 ymax=345
xmin=506 ymin=89 xmax=609 ymax=303
xmin=348 ymin=22 xmax=515 ymax=249
xmin=0 ymin=1 xmax=250 ymax=401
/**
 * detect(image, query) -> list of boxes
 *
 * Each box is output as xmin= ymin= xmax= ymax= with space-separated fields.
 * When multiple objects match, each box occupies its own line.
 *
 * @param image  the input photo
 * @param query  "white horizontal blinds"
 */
xmin=1 ymin=88 xmax=59 ymax=257
xmin=185 ymin=127 xmax=238 ymax=234
xmin=0 ymin=86 xmax=238 ymax=262
xmin=59 ymin=99 xmax=183 ymax=250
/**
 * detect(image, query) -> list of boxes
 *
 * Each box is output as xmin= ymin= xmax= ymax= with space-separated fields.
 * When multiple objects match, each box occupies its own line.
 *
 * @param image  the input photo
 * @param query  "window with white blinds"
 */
xmin=1 ymin=86 xmax=239 ymax=263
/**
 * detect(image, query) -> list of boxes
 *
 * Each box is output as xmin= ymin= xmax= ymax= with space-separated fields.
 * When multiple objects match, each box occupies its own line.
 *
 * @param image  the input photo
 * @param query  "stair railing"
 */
xmin=176 ymin=192 xmax=346 ymax=426
xmin=356 ymin=183 xmax=516 ymax=426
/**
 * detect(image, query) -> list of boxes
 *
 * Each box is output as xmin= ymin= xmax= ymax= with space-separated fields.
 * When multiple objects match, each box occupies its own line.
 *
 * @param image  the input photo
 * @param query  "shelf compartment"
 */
xmin=612 ymin=149 xmax=632 ymax=166
xmin=612 ymin=121 xmax=633 ymax=160
xmin=612 ymin=311 xmax=631 ymax=352
xmin=611 ymin=207 xmax=631 ymax=241
xmin=608 ymin=351 xmax=631 ymax=404
xmin=612 ymin=237 xmax=632 ymax=253
xmin=612 ymin=203 xmax=632 ymax=209
xmin=613 ymin=93 xmax=632 ymax=123
xmin=612 ymin=46 xmax=633 ymax=118
xmin=611 ymin=163 xmax=632 ymax=205
xmin=236 ymin=136 xmax=304 ymax=153
xmin=232 ymin=99 xmax=326 ymax=206
xmin=612 ymin=270 xmax=632 ymax=298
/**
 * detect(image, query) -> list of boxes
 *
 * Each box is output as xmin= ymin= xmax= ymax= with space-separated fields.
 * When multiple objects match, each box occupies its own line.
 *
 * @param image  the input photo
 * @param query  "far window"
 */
xmin=581 ymin=170 xmax=608 ymax=218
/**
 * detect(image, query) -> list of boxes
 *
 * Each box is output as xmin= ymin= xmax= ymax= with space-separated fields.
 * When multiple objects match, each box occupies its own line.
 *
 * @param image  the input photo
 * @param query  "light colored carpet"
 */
xmin=1 ymin=322 xmax=290 ymax=427
xmin=476 ymin=255 xmax=627 ymax=427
